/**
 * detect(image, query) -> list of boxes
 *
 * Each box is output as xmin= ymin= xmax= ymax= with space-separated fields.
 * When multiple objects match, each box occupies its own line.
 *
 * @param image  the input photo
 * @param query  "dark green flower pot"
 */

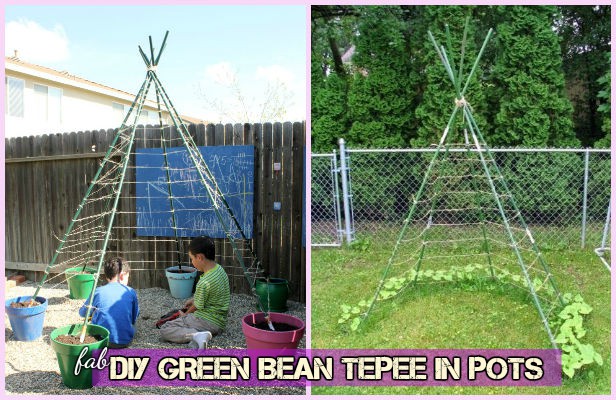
xmin=255 ymin=278 xmax=289 ymax=312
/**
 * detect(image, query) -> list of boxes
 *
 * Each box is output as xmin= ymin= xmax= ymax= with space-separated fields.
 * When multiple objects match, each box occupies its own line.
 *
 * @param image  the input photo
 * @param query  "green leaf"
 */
xmin=379 ymin=290 xmax=395 ymax=300
xmin=577 ymin=301 xmax=592 ymax=315
xmin=351 ymin=307 xmax=360 ymax=314
xmin=358 ymin=300 xmax=367 ymax=307
xmin=341 ymin=304 xmax=351 ymax=313
xmin=579 ymin=343 xmax=596 ymax=364
xmin=562 ymin=364 xmax=575 ymax=379
xmin=350 ymin=317 xmax=360 ymax=331
xmin=393 ymin=278 xmax=405 ymax=290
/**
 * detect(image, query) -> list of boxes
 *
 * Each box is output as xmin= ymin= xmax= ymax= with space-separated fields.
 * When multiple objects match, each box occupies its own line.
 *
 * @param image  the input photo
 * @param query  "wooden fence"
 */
xmin=5 ymin=122 xmax=306 ymax=302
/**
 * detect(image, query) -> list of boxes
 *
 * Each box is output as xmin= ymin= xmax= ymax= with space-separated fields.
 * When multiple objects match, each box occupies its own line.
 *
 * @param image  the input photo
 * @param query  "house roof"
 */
xmin=5 ymin=56 xmax=206 ymax=124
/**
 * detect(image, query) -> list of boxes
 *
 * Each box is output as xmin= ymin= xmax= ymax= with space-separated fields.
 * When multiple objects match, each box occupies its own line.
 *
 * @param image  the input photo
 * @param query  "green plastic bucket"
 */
xmin=50 ymin=323 xmax=109 ymax=389
xmin=255 ymin=278 xmax=289 ymax=312
xmin=65 ymin=267 xmax=97 ymax=299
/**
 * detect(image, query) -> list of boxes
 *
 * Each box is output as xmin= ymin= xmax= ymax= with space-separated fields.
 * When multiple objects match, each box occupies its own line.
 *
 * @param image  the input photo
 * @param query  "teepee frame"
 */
xmin=361 ymin=21 xmax=564 ymax=349
xmin=30 ymin=32 xmax=266 ymax=340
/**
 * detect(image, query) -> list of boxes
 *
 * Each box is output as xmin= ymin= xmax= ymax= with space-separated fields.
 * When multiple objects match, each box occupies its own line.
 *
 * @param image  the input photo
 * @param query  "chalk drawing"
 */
xmin=135 ymin=145 xmax=254 ymax=238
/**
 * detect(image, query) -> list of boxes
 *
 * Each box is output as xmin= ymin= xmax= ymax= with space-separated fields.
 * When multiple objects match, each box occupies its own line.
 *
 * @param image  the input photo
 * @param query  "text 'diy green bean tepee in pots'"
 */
xmin=359 ymin=21 xmax=564 ymax=349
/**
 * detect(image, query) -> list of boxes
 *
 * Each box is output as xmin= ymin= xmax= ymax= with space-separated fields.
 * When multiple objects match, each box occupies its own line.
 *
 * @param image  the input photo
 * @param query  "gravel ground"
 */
xmin=5 ymin=281 xmax=306 ymax=395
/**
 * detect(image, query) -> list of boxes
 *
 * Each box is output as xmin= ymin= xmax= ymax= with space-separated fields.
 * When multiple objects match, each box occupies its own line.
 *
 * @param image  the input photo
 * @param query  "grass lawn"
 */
xmin=310 ymin=232 xmax=611 ymax=395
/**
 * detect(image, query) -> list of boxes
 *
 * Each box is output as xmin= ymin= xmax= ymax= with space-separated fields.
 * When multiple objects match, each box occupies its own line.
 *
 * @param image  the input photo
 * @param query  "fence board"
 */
xmin=280 ymin=123 xmax=293 ymax=284
xmin=32 ymin=136 xmax=44 ymax=263
xmin=291 ymin=122 xmax=305 ymax=300
xmin=252 ymin=123 xmax=263 ymax=291
xmin=5 ymin=122 xmax=305 ymax=301
xmin=259 ymin=123 xmax=273 ymax=280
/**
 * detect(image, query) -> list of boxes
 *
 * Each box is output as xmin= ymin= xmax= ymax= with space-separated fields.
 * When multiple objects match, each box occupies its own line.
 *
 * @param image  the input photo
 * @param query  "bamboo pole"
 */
xmin=457 ymin=16 xmax=470 ymax=93
xmin=148 ymin=73 xmax=271 ymax=310
xmin=30 ymin=77 xmax=150 ymax=302
xmin=462 ymin=105 xmax=558 ymax=349
xmin=79 ymin=74 xmax=153 ymax=342
xmin=464 ymin=107 xmax=564 ymax=306
xmin=359 ymin=106 xmax=461 ymax=327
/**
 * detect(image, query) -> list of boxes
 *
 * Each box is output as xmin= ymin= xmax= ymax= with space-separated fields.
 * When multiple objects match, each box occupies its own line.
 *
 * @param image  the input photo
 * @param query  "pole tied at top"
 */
xmin=455 ymin=97 xmax=469 ymax=108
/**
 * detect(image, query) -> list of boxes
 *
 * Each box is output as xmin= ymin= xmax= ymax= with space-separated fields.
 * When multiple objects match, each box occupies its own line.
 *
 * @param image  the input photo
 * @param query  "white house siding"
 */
xmin=4 ymin=58 xmax=203 ymax=139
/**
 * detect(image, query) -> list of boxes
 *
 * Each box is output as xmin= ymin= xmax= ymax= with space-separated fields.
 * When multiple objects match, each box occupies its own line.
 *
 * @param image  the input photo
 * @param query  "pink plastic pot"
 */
xmin=241 ymin=312 xmax=305 ymax=349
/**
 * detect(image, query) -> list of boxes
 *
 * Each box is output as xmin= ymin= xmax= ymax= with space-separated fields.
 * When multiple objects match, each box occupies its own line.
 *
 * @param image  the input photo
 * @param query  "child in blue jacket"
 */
xmin=79 ymin=257 xmax=139 ymax=348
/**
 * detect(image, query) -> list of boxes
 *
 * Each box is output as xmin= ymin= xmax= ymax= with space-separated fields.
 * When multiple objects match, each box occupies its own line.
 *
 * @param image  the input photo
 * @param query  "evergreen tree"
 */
xmin=594 ymin=53 xmax=610 ymax=148
xmin=346 ymin=6 xmax=419 ymax=148
xmin=413 ymin=6 xmax=488 ymax=147
xmin=556 ymin=5 xmax=611 ymax=146
xmin=490 ymin=6 xmax=579 ymax=147
xmin=310 ymin=6 xmax=356 ymax=152
xmin=312 ymin=71 xmax=350 ymax=152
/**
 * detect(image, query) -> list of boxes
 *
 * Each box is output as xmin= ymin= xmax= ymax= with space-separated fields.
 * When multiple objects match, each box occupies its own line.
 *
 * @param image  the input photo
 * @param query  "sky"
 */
xmin=4 ymin=5 xmax=307 ymax=124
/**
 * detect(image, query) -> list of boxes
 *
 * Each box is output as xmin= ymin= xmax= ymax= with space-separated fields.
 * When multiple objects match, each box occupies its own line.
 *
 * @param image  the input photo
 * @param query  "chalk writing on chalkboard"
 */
xmin=135 ymin=145 xmax=254 ymax=239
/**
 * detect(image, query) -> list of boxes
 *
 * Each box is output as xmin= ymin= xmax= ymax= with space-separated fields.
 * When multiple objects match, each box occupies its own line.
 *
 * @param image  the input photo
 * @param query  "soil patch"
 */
xmin=10 ymin=301 xmax=40 ymax=308
xmin=249 ymin=321 xmax=299 ymax=332
xmin=167 ymin=268 xmax=194 ymax=274
xmin=55 ymin=334 xmax=103 ymax=345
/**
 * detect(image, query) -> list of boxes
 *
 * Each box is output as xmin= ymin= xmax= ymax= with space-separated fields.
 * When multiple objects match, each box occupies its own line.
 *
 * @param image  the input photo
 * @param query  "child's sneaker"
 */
xmin=188 ymin=331 xmax=212 ymax=349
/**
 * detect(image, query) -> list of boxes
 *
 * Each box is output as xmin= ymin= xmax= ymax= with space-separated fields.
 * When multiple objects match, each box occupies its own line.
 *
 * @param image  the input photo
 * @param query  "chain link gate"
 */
xmin=311 ymin=152 xmax=343 ymax=246
xmin=311 ymin=145 xmax=610 ymax=251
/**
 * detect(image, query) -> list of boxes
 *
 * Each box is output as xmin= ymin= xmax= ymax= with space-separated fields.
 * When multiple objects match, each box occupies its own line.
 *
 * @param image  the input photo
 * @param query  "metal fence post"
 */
xmin=581 ymin=148 xmax=590 ymax=249
xmin=338 ymin=138 xmax=354 ymax=244
xmin=331 ymin=150 xmax=344 ymax=244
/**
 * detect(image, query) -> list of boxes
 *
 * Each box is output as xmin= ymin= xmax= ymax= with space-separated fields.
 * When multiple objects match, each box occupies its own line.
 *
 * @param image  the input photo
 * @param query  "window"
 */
xmin=33 ymin=83 xmax=62 ymax=123
xmin=113 ymin=102 xmax=164 ymax=125
xmin=139 ymin=109 xmax=150 ymax=125
xmin=112 ymin=102 xmax=128 ymax=123
xmin=6 ymin=77 xmax=24 ymax=117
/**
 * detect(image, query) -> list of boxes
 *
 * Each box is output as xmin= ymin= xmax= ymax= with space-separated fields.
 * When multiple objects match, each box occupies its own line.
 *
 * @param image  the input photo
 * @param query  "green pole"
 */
xmin=360 ymin=106 xmax=461 ymax=326
xmin=465 ymin=108 xmax=563 ymax=306
xmin=154 ymin=31 xmax=169 ymax=66
xmin=153 ymin=78 xmax=184 ymax=270
xmin=444 ymin=24 xmax=460 ymax=94
xmin=457 ymin=17 xmax=470 ymax=93
xmin=149 ymin=73 xmax=268 ymax=310
xmin=461 ymin=29 xmax=493 ymax=97
xmin=462 ymin=106 xmax=558 ymax=349
xmin=31 ymin=77 xmax=150 ymax=301
xmin=80 ymin=74 xmax=153 ymax=341
xmin=414 ymin=145 xmax=453 ymax=277
xmin=465 ymin=143 xmax=495 ymax=278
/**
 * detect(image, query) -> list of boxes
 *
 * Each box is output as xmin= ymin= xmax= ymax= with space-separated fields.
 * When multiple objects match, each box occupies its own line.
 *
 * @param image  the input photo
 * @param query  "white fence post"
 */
xmin=331 ymin=150 xmax=344 ymax=244
xmin=581 ymin=148 xmax=590 ymax=249
xmin=338 ymin=138 xmax=354 ymax=244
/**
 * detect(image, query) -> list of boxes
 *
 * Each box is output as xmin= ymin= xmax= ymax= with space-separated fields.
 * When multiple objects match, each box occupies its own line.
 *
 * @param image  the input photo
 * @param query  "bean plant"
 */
xmin=338 ymin=263 xmax=602 ymax=378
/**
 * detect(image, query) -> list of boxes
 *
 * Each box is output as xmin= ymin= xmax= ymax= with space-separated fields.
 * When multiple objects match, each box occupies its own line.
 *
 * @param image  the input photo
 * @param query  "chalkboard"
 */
xmin=135 ymin=145 xmax=254 ymax=239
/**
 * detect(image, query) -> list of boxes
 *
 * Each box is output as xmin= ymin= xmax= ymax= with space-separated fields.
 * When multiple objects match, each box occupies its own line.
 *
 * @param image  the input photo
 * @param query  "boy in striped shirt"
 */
xmin=160 ymin=236 xmax=230 ymax=349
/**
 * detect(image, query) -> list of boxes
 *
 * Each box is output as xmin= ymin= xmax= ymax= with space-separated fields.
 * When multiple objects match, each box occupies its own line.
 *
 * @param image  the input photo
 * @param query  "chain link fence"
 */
xmin=311 ymin=146 xmax=610 ymax=251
